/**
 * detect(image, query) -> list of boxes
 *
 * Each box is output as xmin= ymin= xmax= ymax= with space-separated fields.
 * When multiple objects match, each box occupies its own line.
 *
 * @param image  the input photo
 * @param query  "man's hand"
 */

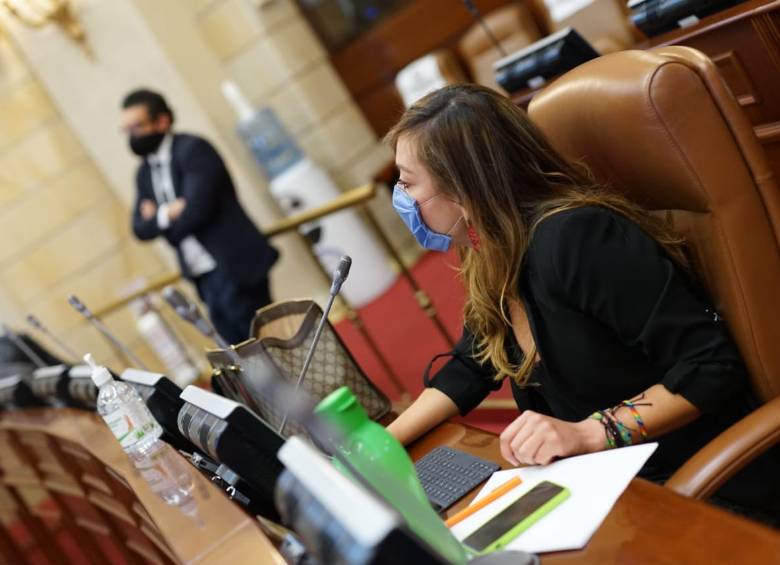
xmin=499 ymin=411 xmax=605 ymax=466
xmin=167 ymin=198 xmax=186 ymax=221
xmin=140 ymin=199 xmax=157 ymax=220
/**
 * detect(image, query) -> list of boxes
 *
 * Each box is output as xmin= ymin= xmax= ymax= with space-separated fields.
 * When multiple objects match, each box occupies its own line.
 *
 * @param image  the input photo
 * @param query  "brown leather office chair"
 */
xmin=394 ymin=49 xmax=468 ymax=108
xmin=458 ymin=3 xmax=543 ymax=91
xmin=527 ymin=46 xmax=780 ymax=500
xmin=529 ymin=0 xmax=636 ymax=54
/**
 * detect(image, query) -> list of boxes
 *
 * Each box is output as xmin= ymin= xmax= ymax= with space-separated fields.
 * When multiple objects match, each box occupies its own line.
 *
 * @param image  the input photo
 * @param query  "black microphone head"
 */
xmin=162 ymin=286 xmax=216 ymax=339
xmin=162 ymin=286 xmax=197 ymax=322
xmin=67 ymin=294 xmax=89 ymax=315
xmin=462 ymin=0 xmax=479 ymax=14
xmin=329 ymin=256 xmax=352 ymax=296
xmin=26 ymin=315 xmax=41 ymax=330
xmin=336 ymin=256 xmax=352 ymax=281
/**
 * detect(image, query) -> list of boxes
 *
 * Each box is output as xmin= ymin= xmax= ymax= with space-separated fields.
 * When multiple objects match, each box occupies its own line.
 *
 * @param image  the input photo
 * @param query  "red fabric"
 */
xmin=333 ymin=249 xmax=515 ymax=434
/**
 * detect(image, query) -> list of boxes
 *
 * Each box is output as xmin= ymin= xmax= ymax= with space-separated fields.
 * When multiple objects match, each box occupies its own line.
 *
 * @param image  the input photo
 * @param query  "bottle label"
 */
xmin=104 ymin=407 xmax=160 ymax=449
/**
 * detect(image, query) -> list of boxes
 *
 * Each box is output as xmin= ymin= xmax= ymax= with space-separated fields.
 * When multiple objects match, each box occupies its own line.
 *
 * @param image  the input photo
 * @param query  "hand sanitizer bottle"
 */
xmin=86 ymin=354 xmax=162 ymax=454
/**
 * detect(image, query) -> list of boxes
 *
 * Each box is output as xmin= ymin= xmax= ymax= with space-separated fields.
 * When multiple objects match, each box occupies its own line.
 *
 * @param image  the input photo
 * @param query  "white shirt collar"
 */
xmin=147 ymin=132 xmax=173 ymax=166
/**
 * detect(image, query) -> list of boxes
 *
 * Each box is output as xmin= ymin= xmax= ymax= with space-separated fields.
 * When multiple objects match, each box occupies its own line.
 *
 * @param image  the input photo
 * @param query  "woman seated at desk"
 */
xmin=385 ymin=84 xmax=779 ymax=521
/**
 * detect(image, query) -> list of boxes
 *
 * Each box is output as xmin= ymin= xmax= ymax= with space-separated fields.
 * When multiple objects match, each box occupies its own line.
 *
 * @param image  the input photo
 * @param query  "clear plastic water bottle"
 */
xmin=86 ymin=353 xmax=162 ymax=453
xmin=132 ymin=441 xmax=197 ymax=514
xmin=86 ymin=354 xmax=199 ymax=521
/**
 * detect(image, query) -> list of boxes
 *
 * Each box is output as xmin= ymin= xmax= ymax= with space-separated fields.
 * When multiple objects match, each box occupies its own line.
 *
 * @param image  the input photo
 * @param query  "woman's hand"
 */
xmin=499 ymin=411 xmax=605 ymax=466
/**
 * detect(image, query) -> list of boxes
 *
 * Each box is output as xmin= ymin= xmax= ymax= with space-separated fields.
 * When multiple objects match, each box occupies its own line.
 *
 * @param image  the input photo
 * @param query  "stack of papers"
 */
xmin=450 ymin=443 xmax=658 ymax=554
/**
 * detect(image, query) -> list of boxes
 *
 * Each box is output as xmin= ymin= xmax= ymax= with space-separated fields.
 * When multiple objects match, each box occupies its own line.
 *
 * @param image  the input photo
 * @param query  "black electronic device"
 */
xmin=629 ymin=0 xmax=744 ymax=38
xmin=493 ymin=28 xmax=599 ymax=93
xmin=415 ymin=446 xmax=501 ymax=512
xmin=177 ymin=385 xmax=286 ymax=519
xmin=31 ymin=364 xmax=70 ymax=407
xmin=462 ymin=481 xmax=569 ymax=554
xmin=276 ymin=437 xmax=451 ymax=565
xmin=276 ymin=437 xmax=539 ymax=565
xmin=67 ymin=364 xmax=99 ymax=409
xmin=0 ymin=363 xmax=46 ymax=409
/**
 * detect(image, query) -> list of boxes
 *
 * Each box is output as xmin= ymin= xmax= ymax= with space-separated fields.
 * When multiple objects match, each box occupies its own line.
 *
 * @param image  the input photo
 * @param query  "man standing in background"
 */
xmin=123 ymin=89 xmax=278 ymax=344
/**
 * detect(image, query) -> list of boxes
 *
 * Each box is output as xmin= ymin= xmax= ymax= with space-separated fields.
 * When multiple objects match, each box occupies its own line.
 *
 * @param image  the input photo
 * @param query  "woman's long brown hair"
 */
xmin=386 ymin=84 xmax=689 ymax=387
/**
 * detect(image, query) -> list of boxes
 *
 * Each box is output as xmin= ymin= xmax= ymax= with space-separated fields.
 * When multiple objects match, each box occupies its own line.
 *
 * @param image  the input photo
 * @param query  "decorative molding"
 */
xmin=752 ymin=13 xmax=780 ymax=75
xmin=712 ymin=50 xmax=761 ymax=106
xmin=755 ymin=121 xmax=780 ymax=143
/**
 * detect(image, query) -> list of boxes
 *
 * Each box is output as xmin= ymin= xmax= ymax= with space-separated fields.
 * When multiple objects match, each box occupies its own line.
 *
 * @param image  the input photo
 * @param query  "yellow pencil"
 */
xmin=445 ymin=476 xmax=523 ymax=527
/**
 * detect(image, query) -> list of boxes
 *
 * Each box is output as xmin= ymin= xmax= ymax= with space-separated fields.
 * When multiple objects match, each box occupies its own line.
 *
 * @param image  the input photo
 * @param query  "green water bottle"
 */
xmin=315 ymin=386 xmax=467 ymax=564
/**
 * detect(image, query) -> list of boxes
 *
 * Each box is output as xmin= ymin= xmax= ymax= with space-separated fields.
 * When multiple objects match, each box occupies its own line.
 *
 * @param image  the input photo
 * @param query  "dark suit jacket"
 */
xmin=131 ymin=133 xmax=278 ymax=286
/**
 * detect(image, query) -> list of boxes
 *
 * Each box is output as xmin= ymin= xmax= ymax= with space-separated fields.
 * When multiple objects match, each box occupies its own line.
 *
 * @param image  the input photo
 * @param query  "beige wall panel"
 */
xmin=0 ymin=79 xmax=56 ymax=152
xmin=0 ymin=121 xmax=84 ymax=193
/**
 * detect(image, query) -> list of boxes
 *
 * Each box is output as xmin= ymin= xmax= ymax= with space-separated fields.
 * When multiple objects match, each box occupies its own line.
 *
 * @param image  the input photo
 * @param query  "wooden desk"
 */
xmin=0 ymin=408 xmax=284 ymax=564
xmin=2 ymin=408 xmax=778 ymax=563
xmin=409 ymin=422 xmax=780 ymax=564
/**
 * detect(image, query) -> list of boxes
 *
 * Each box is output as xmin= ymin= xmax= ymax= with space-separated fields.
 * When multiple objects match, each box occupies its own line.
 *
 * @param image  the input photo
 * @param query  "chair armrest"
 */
xmin=667 ymin=396 xmax=780 ymax=499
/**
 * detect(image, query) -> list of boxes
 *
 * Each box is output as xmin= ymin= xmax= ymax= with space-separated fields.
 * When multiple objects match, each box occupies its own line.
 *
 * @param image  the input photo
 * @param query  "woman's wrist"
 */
xmin=576 ymin=417 xmax=610 ymax=453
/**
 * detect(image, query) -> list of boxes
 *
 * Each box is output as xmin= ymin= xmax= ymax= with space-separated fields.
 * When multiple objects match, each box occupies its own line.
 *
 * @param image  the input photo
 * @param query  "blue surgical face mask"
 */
xmin=392 ymin=182 xmax=454 ymax=252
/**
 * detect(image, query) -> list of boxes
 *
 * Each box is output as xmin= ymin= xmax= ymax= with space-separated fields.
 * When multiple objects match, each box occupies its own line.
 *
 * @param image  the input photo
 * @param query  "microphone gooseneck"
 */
xmin=26 ymin=314 xmax=80 ymax=362
xmin=279 ymin=255 xmax=352 ymax=434
xmin=462 ymin=0 xmax=508 ymax=57
xmin=67 ymin=294 xmax=149 ymax=370
xmin=2 ymin=323 xmax=47 ymax=368
xmin=162 ymin=286 xmax=242 ymax=366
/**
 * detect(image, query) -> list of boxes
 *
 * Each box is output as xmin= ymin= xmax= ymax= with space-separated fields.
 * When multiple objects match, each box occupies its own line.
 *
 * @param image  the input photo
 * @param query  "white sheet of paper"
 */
xmin=450 ymin=443 xmax=658 ymax=554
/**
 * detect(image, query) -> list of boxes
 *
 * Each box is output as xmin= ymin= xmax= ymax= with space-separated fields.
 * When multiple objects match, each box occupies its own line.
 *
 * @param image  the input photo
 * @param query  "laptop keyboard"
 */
xmin=415 ymin=446 xmax=501 ymax=512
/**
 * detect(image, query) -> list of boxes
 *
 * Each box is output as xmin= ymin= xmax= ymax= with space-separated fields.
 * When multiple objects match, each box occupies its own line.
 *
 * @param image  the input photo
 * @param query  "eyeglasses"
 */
xmin=120 ymin=119 xmax=155 ymax=136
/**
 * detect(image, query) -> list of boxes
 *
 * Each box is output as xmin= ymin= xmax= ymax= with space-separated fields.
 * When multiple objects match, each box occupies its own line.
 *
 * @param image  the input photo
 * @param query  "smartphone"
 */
xmin=462 ymin=480 xmax=570 ymax=553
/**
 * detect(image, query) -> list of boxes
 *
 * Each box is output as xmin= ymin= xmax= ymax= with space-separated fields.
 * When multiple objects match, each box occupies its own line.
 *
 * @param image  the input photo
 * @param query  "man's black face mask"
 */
xmin=129 ymin=131 xmax=165 ymax=157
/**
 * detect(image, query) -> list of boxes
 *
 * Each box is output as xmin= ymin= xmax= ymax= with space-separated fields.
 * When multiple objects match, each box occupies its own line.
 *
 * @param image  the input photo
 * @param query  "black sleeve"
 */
xmin=131 ymin=168 xmax=161 ymax=241
xmin=424 ymin=326 xmax=503 ymax=415
xmin=535 ymin=207 xmax=745 ymax=414
xmin=165 ymin=138 xmax=224 ymax=245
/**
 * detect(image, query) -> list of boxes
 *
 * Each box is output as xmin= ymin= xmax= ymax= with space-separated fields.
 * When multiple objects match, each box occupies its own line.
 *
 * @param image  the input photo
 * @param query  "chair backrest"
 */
xmin=395 ymin=49 xmax=467 ymax=109
xmin=458 ymin=3 xmax=542 ymax=91
xmin=527 ymin=46 xmax=780 ymax=403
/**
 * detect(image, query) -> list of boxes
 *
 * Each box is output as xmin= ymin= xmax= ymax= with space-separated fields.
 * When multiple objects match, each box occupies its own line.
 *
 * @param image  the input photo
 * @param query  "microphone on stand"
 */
xmin=461 ymin=0 xmax=508 ymax=57
xmin=26 ymin=314 xmax=80 ymax=363
xmin=67 ymin=294 xmax=149 ymax=370
xmin=279 ymin=255 xmax=352 ymax=435
xmin=2 ymin=324 xmax=47 ymax=368
xmin=161 ymin=286 xmax=242 ymax=367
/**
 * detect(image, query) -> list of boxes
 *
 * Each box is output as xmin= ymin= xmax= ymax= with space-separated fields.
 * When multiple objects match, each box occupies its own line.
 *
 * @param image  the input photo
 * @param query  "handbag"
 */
xmin=206 ymin=299 xmax=390 ymax=437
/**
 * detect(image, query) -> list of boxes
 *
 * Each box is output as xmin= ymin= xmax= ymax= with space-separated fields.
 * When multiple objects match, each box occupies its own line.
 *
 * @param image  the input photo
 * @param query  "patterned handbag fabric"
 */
xmin=206 ymin=300 xmax=390 ymax=438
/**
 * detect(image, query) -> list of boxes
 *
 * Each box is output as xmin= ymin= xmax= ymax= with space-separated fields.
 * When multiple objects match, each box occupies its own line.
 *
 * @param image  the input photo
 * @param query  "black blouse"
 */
xmin=428 ymin=206 xmax=778 ymax=513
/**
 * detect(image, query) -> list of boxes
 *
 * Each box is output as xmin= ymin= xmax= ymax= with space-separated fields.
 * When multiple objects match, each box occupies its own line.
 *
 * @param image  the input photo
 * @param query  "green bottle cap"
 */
xmin=315 ymin=386 xmax=367 ymax=433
